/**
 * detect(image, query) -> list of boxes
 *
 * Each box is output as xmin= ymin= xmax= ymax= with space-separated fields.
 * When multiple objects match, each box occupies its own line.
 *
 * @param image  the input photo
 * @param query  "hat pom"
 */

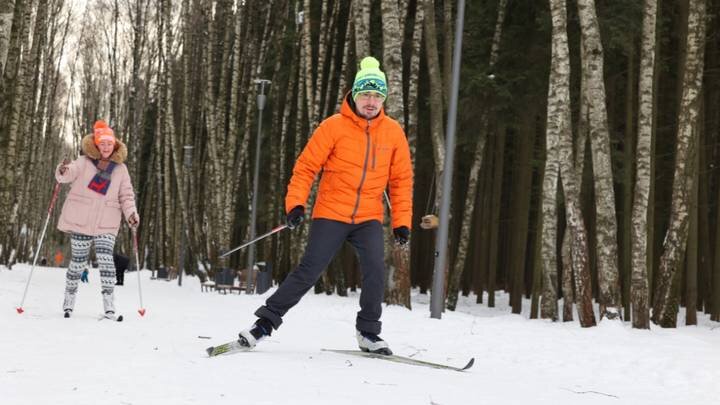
xmin=94 ymin=120 xmax=109 ymax=130
xmin=360 ymin=56 xmax=380 ymax=70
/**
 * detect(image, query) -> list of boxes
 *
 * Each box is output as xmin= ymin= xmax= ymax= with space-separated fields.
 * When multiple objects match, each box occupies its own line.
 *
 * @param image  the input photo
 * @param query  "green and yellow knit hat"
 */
xmin=352 ymin=56 xmax=387 ymax=101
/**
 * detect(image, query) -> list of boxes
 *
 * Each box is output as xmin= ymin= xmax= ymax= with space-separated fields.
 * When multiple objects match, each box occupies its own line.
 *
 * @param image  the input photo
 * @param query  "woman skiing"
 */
xmin=55 ymin=120 xmax=139 ymax=319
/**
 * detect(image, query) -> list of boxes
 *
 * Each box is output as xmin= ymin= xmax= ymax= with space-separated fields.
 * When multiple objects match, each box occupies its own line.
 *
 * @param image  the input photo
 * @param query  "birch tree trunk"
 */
xmin=546 ymin=0 xmax=596 ymax=327
xmin=0 ymin=0 xmax=31 ymax=263
xmin=423 ymin=0 xmax=445 ymax=209
xmin=381 ymin=0 xmax=410 ymax=308
xmin=540 ymin=0 xmax=566 ymax=321
xmin=354 ymin=0 xmax=370 ymax=59
xmin=576 ymin=0 xmax=621 ymax=320
xmin=335 ymin=0 xmax=353 ymax=110
xmin=652 ymin=0 xmax=707 ymax=328
xmin=381 ymin=0 xmax=404 ymax=126
xmin=631 ymin=0 xmax=658 ymax=330
xmin=442 ymin=0 xmax=452 ymax=107
xmin=405 ymin=0 xmax=423 ymax=159
xmin=302 ymin=0 xmax=317 ymax=129
xmin=311 ymin=0 xmax=329 ymax=126
xmin=0 ymin=0 xmax=15 ymax=76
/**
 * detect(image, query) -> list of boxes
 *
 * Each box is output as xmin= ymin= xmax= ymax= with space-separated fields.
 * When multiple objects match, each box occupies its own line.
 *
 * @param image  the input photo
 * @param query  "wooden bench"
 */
xmin=201 ymin=281 xmax=215 ymax=292
xmin=215 ymin=284 xmax=233 ymax=294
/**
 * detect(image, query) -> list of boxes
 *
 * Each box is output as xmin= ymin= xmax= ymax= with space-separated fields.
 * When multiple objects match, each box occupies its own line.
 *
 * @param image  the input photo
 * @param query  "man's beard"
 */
xmin=358 ymin=107 xmax=379 ymax=119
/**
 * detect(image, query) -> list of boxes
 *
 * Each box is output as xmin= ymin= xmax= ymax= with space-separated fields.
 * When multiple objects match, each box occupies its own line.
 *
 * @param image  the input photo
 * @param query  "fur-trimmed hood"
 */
xmin=81 ymin=134 xmax=128 ymax=164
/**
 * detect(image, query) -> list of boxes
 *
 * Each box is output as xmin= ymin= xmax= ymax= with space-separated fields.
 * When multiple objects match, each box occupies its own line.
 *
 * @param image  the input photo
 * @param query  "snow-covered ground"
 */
xmin=1 ymin=263 xmax=718 ymax=405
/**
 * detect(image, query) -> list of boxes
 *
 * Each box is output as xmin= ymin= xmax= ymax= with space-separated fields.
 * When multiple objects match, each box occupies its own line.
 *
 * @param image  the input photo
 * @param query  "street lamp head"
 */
xmin=255 ymin=79 xmax=272 ymax=109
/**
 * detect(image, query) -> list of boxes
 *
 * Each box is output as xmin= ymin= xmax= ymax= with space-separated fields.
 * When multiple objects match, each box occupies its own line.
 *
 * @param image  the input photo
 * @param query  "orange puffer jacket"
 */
xmin=286 ymin=94 xmax=413 ymax=229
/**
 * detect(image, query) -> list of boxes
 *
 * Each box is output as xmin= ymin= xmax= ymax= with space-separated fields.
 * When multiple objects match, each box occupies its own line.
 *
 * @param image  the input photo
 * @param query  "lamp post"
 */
xmin=247 ymin=79 xmax=271 ymax=294
xmin=178 ymin=145 xmax=193 ymax=287
xmin=431 ymin=0 xmax=465 ymax=319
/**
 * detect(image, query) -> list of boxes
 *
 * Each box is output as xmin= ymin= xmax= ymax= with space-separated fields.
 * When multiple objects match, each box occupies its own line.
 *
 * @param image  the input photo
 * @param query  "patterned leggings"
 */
xmin=63 ymin=233 xmax=117 ymax=314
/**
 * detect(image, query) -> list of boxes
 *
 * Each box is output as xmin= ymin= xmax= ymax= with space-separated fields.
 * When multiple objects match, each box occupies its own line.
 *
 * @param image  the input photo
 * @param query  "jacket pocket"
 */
xmin=372 ymin=144 xmax=393 ymax=170
xmin=99 ymin=201 xmax=122 ymax=229
xmin=64 ymin=195 xmax=93 ymax=226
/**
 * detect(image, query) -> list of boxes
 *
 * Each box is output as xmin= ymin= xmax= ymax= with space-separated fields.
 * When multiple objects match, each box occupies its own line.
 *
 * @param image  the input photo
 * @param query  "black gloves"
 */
xmin=393 ymin=226 xmax=410 ymax=246
xmin=286 ymin=206 xmax=305 ymax=229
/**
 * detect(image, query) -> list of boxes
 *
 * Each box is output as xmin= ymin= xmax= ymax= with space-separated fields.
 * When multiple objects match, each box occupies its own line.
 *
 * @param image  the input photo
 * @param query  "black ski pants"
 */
xmin=255 ymin=218 xmax=386 ymax=335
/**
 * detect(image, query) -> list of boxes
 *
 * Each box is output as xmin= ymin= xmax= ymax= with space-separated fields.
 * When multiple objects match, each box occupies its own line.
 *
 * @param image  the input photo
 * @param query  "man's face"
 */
xmin=355 ymin=92 xmax=385 ymax=119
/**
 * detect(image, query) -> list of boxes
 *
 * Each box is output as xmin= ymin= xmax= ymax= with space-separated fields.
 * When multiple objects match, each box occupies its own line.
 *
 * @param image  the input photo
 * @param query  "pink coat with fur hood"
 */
xmin=56 ymin=135 xmax=138 ymax=237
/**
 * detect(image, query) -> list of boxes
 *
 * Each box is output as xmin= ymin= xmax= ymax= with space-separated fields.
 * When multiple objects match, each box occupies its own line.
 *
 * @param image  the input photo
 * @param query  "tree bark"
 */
xmin=423 ymin=0 xmax=445 ymax=207
xmin=540 ymin=0 xmax=568 ymax=322
xmin=0 ymin=0 xmax=16 ymax=76
xmin=652 ymin=0 xmax=706 ymax=328
xmin=548 ymin=0 xmax=596 ymax=327
xmin=354 ymin=0 xmax=370 ymax=59
xmin=576 ymin=0 xmax=622 ymax=320
xmin=381 ymin=0 xmax=405 ymax=127
xmin=405 ymin=0 xmax=424 ymax=160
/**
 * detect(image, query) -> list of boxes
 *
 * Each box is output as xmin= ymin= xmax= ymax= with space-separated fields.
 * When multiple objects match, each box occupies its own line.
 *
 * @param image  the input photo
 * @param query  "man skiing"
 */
xmin=239 ymin=56 xmax=413 ymax=355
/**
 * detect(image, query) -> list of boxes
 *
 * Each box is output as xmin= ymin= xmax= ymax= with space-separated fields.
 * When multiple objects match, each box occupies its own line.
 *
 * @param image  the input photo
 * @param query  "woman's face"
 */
xmin=98 ymin=140 xmax=115 ymax=159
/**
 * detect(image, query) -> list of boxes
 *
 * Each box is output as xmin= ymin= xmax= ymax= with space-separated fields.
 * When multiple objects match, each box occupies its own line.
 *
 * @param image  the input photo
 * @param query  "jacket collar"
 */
xmin=81 ymin=134 xmax=128 ymax=164
xmin=340 ymin=92 xmax=386 ymax=129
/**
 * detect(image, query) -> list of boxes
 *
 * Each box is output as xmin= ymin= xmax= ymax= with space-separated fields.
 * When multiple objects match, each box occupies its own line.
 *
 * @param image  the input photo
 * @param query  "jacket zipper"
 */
xmin=351 ymin=121 xmax=372 ymax=223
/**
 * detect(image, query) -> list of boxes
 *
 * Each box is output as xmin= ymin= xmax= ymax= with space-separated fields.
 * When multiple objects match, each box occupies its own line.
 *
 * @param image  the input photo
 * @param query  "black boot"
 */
xmin=238 ymin=318 xmax=274 ymax=348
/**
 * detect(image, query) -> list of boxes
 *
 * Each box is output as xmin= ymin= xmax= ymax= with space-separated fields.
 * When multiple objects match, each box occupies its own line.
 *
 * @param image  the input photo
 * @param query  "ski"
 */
xmin=206 ymin=340 xmax=251 ymax=357
xmin=322 ymin=349 xmax=474 ymax=372
xmin=206 ymin=343 xmax=474 ymax=372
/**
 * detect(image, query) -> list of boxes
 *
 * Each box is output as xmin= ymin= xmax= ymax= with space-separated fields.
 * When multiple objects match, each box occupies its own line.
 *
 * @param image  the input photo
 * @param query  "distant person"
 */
xmin=235 ymin=56 xmax=413 ymax=355
xmin=40 ymin=256 xmax=48 ymax=266
xmin=55 ymin=120 xmax=139 ymax=320
xmin=81 ymin=269 xmax=89 ymax=283
xmin=114 ymin=253 xmax=130 ymax=286
xmin=54 ymin=249 xmax=64 ymax=267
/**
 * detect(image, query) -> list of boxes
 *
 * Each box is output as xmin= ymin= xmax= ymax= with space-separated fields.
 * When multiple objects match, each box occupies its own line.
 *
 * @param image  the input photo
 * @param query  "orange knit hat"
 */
xmin=93 ymin=120 xmax=116 ymax=145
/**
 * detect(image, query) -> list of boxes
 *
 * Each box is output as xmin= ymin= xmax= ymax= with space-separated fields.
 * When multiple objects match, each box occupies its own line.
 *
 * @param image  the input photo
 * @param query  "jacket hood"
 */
xmin=340 ymin=92 xmax=386 ymax=128
xmin=81 ymin=134 xmax=127 ymax=164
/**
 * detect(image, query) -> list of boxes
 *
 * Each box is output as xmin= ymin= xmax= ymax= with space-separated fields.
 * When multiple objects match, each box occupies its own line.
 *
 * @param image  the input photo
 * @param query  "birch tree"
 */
xmin=405 ymin=1 xmax=424 ymax=159
xmin=381 ymin=0 xmax=410 ymax=308
xmin=652 ymin=0 xmax=707 ymax=328
xmin=576 ymin=0 xmax=621 ymax=320
xmin=631 ymin=0 xmax=658 ymax=330
xmin=540 ymin=0 xmax=566 ymax=321
xmin=354 ymin=0 xmax=370 ymax=59
xmin=424 ymin=0 xmax=445 ymax=206
xmin=0 ymin=0 xmax=15 ymax=76
xmin=544 ymin=0 xmax=596 ymax=327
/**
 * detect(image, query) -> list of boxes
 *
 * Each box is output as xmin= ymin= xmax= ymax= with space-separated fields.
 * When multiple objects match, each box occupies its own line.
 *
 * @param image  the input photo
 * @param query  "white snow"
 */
xmin=1 ymin=263 xmax=718 ymax=405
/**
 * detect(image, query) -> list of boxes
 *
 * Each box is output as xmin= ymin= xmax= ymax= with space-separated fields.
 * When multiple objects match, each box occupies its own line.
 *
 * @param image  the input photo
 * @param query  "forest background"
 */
xmin=0 ymin=0 xmax=719 ymax=329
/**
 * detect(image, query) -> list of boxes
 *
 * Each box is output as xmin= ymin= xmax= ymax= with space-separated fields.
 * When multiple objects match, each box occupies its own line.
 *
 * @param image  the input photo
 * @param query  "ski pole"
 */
xmin=17 ymin=181 xmax=63 ymax=314
xmin=220 ymin=224 xmax=288 ymax=258
xmin=131 ymin=227 xmax=146 ymax=316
